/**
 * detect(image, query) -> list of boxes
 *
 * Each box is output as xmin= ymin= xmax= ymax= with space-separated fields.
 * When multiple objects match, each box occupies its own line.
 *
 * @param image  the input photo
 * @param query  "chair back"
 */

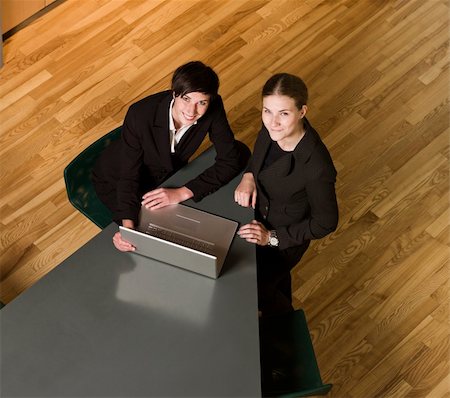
xmin=64 ymin=127 xmax=122 ymax=229
xmin=259 ymin=309 xmax=332 ymax=397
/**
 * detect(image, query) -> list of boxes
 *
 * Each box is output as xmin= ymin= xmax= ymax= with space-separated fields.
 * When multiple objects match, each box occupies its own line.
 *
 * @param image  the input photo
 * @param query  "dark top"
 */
xmin=93 ymin=90 xmax=249 ymax=223
xmin=247 ymin=118 xmax=338 ymax=251
xmin=261 ymin=141 xmax=291 ymax=171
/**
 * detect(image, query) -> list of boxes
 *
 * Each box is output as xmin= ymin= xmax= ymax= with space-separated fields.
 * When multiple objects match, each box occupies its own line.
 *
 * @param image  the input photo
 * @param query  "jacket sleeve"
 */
xmin=185 ymin=97 xmax=250 ymax=201
xmin=114 ymin=105 xmax=144 ymax=223
xmin=276 ymin=157 xmax=339 ymax=250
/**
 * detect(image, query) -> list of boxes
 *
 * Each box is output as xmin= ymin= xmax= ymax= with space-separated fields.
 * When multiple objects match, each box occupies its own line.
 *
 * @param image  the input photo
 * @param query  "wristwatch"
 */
xmin=268 ymin=230 xmax=279 ymax=247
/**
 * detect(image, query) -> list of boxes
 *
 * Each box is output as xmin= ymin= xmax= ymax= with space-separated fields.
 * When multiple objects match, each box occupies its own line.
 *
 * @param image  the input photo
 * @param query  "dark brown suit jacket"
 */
xmin=248 ymin=118 xmax=338 ymax=251
xmin=93 ymin=90 xmax=249 ymax=223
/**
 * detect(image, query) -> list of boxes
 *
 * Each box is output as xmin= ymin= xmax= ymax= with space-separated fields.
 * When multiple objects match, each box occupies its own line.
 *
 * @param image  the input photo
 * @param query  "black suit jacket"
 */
xmin=93 ymin=90 xmax=249 ymax=223
xmin=248 ymin=118 xmax=338 ymax=251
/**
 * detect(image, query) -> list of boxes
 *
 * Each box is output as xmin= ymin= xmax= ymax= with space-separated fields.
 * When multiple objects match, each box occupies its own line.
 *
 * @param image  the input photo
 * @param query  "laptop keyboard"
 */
xmin=145 ymin=224 xmax=215 ymax=255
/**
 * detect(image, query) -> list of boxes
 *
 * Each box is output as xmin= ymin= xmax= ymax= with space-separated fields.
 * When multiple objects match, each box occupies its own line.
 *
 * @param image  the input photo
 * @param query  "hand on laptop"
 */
xmin=141 ymin=187 xmax=194 ymax=210
xmin=113 ymin=219 xmax=136 ymax=252
xmin=113 ymin=232 xmax=136 ymax=252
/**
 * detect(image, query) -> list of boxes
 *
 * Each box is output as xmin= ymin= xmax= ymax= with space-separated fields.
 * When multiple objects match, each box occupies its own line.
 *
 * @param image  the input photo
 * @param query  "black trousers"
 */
xmin=256 ymin=241 xmax=310 ymax=317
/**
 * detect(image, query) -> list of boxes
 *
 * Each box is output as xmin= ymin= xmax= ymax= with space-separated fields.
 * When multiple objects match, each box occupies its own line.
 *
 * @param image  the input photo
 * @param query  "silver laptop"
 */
xmin=119 ymin=204 xmax=239 ymax=279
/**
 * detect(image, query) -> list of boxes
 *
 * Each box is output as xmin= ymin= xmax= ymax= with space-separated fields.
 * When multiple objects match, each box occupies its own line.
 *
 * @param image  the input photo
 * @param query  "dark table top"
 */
xmin=1 ymin=148 xmax=261 ymax=397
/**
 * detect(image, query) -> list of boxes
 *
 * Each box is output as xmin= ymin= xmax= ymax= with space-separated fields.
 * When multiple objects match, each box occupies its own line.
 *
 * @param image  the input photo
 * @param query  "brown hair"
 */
xmin=262 ymin=73 xmax=308 ymax=109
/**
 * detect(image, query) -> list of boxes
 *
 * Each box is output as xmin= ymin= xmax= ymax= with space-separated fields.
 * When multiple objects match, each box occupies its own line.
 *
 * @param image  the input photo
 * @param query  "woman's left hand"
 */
xmin=237 ymin=220 xmax=270 ymax=246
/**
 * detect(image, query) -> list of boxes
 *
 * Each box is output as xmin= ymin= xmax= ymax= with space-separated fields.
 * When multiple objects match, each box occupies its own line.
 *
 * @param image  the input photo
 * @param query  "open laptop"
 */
xmin=119 ymin=204 xmax=239 ymax=279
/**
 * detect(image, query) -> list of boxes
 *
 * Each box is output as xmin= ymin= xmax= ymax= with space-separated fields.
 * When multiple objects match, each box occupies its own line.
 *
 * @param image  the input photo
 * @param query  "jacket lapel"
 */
xmin=152 ymin=93 xmax=173 ymax=170
xmin=292 ymin=118 xmax=318 ymax=165
xmin=253 ymin=127 xmax=271 ymax=176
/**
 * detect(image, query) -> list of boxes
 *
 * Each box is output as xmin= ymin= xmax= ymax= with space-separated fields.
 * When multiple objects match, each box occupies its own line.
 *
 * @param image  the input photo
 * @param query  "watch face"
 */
xmin=270 ymin=236 xmax=278 ymax=246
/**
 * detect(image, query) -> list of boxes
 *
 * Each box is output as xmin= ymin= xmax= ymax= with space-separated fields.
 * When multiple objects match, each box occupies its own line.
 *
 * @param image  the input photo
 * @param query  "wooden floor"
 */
xmin=1 ymin=0 xmax=449 ymax=396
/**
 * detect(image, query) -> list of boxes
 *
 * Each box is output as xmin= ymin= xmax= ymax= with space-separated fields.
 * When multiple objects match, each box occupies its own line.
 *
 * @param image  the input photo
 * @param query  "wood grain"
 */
xmin=1 ymin=0 xmax=448 ymax=396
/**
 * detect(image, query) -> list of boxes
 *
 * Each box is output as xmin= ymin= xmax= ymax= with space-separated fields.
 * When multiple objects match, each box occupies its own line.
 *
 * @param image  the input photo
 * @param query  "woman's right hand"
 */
xmin=234 ymin=172 xmax=257 ymax=208
xmin=113 ymin=219 xmax=136 ymax=252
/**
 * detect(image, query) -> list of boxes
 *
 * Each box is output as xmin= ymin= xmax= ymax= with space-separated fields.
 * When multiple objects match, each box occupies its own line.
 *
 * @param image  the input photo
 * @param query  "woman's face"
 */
xmin=262 ymin=95 xmax=306 ymax=150
xmin=172 ymin=91 xmax=210 ymax=128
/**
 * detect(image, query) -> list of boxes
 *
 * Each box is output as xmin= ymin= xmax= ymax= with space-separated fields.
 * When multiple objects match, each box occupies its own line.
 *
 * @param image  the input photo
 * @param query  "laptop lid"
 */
xmin=120 ymin=204 xmax=239 ymax=279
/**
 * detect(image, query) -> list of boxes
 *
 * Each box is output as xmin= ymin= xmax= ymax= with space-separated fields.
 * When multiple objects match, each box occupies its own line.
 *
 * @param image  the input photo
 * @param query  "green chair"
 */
xmin=259 ymin=309 xmax=332 ymax=398
xmin=64 ymin=127 xmax=122 ymax=229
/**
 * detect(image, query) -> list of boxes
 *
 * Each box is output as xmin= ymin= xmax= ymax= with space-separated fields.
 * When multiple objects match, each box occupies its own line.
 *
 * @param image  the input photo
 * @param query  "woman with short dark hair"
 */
xmin=93 ymin=61 xmax=250 ymax=252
